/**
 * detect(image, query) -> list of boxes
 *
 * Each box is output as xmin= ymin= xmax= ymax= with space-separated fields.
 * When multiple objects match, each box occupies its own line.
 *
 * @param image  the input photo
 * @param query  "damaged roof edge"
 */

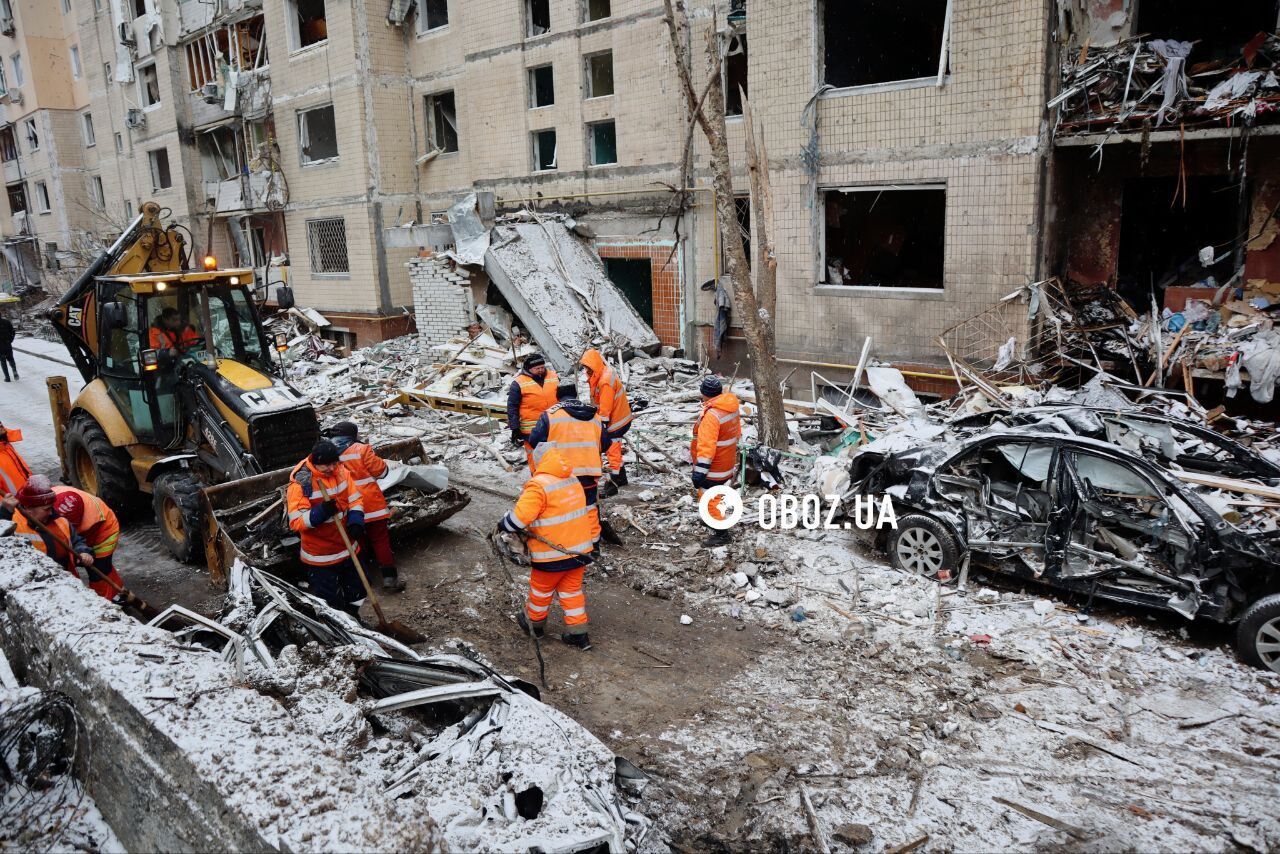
xmin=483 ymin=244 xmax=576 ymax=374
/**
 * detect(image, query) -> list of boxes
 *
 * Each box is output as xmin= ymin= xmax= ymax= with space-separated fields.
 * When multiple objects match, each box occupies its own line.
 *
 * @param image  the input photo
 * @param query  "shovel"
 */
xmin=14 ymin=506 xmax=162 ymax=621
xmin=315 ymin=481 xmax=426 ymax=645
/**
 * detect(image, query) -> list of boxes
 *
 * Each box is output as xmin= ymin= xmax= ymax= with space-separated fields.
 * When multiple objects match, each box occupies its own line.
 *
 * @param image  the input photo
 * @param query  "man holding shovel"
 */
xmin=287 ymin=440 xmax=366 ymax=616
xmin=8 ymin=479 xmax=95 ymax=578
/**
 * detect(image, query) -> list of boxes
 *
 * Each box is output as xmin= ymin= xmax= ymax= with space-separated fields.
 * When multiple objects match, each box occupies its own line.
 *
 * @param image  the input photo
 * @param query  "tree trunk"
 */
xmin=662 ymin=1 xmax=789 ymax=450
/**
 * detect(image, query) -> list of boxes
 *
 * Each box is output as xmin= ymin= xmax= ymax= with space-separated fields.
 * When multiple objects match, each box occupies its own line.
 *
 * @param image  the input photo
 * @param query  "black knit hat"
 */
xmin=523 ymin=353 xmax=546 ymax=371
xmin=556 ymin=378 xmax=579 ymax=400
xmin=310 ymin=440 xmax=340 ymax=465
xmin=329 ymin=421 xmax=359 ymax=439
xmin=700 ymin=376 xmax=723 ymax=397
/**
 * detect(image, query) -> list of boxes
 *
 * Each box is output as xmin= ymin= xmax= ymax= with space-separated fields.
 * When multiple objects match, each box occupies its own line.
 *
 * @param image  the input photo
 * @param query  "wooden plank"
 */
xmin=1172 ymin=470 xmax=1280 ymax=501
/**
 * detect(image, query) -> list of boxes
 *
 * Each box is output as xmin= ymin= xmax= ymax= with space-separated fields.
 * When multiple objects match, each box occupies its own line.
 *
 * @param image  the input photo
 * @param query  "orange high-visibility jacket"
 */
xmin=582 ymin=349 xmax=632 ymax=434
xmin=286 ymin=459 xmax=364 ymax=566
xmin=0 ymin=428 xmax=31 ymax=496
xmin=52 ymin=485 xmax=120 ymax=558
xmin=14 ymin=514 xmax=79 ymax=573
xmin=148 ymin=325 xmax=201 ymax=352
xmin=513 ymin=369 xmax=560 ymax=434
xmin=502 ymin=450 xmax=594 ymax=571
xmin=338 ymin=442 xmax=390 ymax=522
xmin=691 ymin=392 xmax=742 ymax=483
xmin=532 ymin=404 xmax=604 ymax=478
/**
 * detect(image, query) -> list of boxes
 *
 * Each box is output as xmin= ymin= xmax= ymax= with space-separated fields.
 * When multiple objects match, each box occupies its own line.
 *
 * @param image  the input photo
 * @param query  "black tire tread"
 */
xmin=152 ymin=472 xmax=205 ymax=564
xmin=65 ymin=413 xmax=137 ymax=513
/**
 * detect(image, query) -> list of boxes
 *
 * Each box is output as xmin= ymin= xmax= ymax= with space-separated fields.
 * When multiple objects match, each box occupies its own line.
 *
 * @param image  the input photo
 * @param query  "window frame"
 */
xmin=288 ymin=0 xmax=329 ymax=53
xmin=137 ymin=61 xmax=161 ymax=109
xmin=81 ymin=111 xmax=96 ymax=147
xmin=297 ymin=103 xmax=339 ymax=166
xmin=528 ymin=64 xmax=554 ymax=109
xmin=583 ymin=50 xmax=614 ymax=99
xmin=305 ymin=216 xmax=350 ymax=277
xmin=587 ymin=119 xmax=617 ymax=167
xmin=70 ymin=44 xmax=82 ymax=79
xmin=34 ymin=180 xmax=50 ymax=214
xmin=423 ymin=91 xmax=459 ymax=154
xmin=817 ymin=0 xmax=953 ymax=95
xmin=418 ymin=0 xmax=448 ymax=33
xmin=526 ymin=0 xmax=551 ymax=37
xmin=22 ymin=118 xmax=38 ymax=152
xmin=531 ymin=128 xmax=557 ymax=172
xmin=90 ymin=174 xmax=104 ymax=208
xmin=147 ymin=147 xmax=172 ymax=191
xmin=583 ymin=0 xmax=610 ymax=22
xmin=817 ymin=183 xmax=947 ymax=293
xmin=10 ymin=53 xmax=23 ymax=87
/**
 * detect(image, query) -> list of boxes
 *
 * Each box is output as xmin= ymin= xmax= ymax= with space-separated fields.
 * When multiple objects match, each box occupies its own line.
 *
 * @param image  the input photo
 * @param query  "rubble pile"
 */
xmin=150 ymin=562 xmax=651 ymax=853
xmin=1053 ymin=32 xmax=1280 ymax=133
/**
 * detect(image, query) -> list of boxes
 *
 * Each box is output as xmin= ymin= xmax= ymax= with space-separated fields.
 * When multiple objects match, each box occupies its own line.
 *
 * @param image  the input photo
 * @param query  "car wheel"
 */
xmin=889 ymin=514 xmax=960 ymax=579
xmin=1235 ymin=593 xmax=1280 ymax=674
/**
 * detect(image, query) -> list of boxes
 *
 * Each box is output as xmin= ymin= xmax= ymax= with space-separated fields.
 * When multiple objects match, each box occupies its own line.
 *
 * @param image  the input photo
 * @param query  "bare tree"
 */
xmin=662 ymin=0 xmax=788 ymax=450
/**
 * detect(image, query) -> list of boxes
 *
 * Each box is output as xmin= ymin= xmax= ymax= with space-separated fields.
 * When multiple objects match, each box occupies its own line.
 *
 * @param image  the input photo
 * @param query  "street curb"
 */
xmin=12 ymin=343 xmax=77 ymax=368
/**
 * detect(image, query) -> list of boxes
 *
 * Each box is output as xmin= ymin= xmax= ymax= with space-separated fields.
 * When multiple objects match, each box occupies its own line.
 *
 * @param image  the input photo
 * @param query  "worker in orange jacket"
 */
xmin=148 ymin=306 xmax=201 ymax=355
xmin=52 ymin=485 xmax=126 ymax=600
xmin=580 ymin=348 xmax=633 ymax=489
xmin=691 ymin=376 xmax=741 ymax=546
xmin=9 ymin=479 xmax=96 ymax=583
xmin=528 ymin=380 xmax=611 ymax=546
xmin=0 ymin=420 xmax=32 ymax=511
xmin=498 ymin=449 xmax=595 ymax=650
xmin=506 ymin=353 xmax=559 ymax=474
xmin=326 ymin=421 xmax=404 ymax=592
xmin=286 ymin=440 xmax=366 ymax=616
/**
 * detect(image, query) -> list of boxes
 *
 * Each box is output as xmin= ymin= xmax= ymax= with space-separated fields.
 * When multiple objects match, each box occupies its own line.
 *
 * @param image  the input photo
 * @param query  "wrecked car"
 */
xmin=846 ymin=429 xmax=1280 ymax=672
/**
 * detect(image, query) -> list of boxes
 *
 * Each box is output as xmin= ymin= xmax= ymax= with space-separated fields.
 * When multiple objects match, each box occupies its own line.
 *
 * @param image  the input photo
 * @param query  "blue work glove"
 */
xmin=309 ymin=500 xmax=337 ymax=527
xmin=346 ymin=522 xmax=365 ymax=541
xmin=691 ymin=470 xmax=710 ymax=489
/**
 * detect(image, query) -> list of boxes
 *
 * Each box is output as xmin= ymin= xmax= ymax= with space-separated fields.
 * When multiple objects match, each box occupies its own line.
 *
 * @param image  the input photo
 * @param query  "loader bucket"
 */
xmin=201 ymin=437 xmax=471 ymax=587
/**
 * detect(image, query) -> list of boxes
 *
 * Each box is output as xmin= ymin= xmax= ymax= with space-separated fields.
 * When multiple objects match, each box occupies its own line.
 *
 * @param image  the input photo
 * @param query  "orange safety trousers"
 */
xmin=605 ymin=439 xmax=624 ymax=475
xmin=526 ymin=566 xmax=588 ymax=634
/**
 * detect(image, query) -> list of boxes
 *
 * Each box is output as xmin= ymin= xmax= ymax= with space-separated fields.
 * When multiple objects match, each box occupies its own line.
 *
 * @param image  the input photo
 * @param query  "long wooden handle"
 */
xmin=13 ymin=505 xmax=152 ymax=611
xmin=315 ymin=480 xmax=387 ymax=626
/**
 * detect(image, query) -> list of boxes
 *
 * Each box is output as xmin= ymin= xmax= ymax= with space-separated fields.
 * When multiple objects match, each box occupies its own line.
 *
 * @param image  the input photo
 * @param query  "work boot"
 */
xmin=381 ymin=569 xmax=406 ymax=593
xmin=517 ymin=612 xmax=545 ymax=638
xmin=599 ymin=478 xmax=619 ymax=499
xmin=703 ymin=529 xmax=732 ymax=547
xmin=562 ymin=632 xmax=592 ymax=650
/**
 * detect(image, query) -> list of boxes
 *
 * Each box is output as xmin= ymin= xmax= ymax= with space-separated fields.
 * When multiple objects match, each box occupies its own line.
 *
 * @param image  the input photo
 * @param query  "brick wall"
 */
xmin=409 ymin=254 xmax=474 ymax=345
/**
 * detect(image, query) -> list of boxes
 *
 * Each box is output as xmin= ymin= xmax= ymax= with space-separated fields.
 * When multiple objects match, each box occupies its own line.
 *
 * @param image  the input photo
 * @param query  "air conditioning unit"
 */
xmin=7 ymin=90 xmax=21 ymax=106
xmin=125 ymin=108 xmax=145 ymax=129
xmin=118 ymin=22 xmax=135 ymax=47
xmin=201 ymin=82 xmax=220 ymax=104
xmin=0 ymin=17 xmax=14 ymax=36
xmin=13 ymin=211 xmax=28 ymax=234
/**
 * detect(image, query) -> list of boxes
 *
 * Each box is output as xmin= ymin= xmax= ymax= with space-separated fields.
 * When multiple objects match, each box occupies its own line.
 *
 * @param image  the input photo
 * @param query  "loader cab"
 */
xmin=97 ymin=272 xmax=270 ymax=447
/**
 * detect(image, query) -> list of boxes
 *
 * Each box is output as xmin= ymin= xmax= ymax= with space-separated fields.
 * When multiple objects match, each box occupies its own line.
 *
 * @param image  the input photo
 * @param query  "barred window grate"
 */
xmin=306 ymin=217 xmax=349 ymax=274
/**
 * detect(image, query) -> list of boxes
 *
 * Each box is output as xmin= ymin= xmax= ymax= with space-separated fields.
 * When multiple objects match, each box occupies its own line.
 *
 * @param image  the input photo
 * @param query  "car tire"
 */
xmin=152 ymin=472 xmax=206 ymax=564
xmin=889 ymin=514 xmax=960 ymax=579
xmin=64 ymin=413 xmax=138 ymax=514
xmin=1235 ymin=593 xmax=1280 ymax=674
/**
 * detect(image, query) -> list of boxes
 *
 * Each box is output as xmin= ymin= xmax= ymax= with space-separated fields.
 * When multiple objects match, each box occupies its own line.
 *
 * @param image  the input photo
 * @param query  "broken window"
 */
xmin=81 ymin=112 xmax=95 ymax=146
xmin=148 ymin=147 xmax=172 ymax=190
xmin=103 ymin=62 xmax=110 ymax=84
xmin=22 ymin=118 xmax=37 ymax=151
xmin=70 ymin=44 xmax=81 ymax=79
xmin=0 ymin=126 xmax=16 ymax=161
xmin=34 ymin=180 xmax=49 ymax=213
xmin=114 ymin=132 xmax=123 ymax=154
xmin=6 ymin=182 xmax=25 ymax=214
xmin=10 ymin=53 xmax=22 ymax=87
xmin=89 ymin=175 xmax=104 ymax=208
xmin=822 ymin=0 xmax=948 ymax=88
xmin=585 ymin=0 xmax=610 ymax=21
xmin=306 ymin=216 xmax=349 ymax=274
xmin=527 ymin=0 xmax=550 ymax=36
xmin=585 ymin=51 xmax=614 ymax=98
xmin=421 ymin=0 xmax=448 ymax=31
xmin=822 ymin=186 xmax=945 ymax=288
xmin=532 ymin=128 xmax=556 ymax=171
xmin=188 ymin=16 xmax=269 ymax=92
xmin=291 ymin=0 xmax=327 ymax=49
xmin=588 ymin=120 xmax=616 ymax=166
xmin=529 ymin=65 xmax=554 ymax=108
xmin=199 ymin=126 xmax=240 ymax=182
xmin=133 ymin=0 xmax=146 ymax=16
xmin=1137 ymin=0 xmax=1279 ymax=64
xmin=724 ymin=33 xmax=747 ymax=117
xmin=138 ymin=62 xmax=160 ymax=107
xmin=733 ymin=195 xmax=751 ymax=269
xmin=298 ymin=104 xmax=338 ymax=164
xmin=424 ymin=91 xmax=458 ymax=153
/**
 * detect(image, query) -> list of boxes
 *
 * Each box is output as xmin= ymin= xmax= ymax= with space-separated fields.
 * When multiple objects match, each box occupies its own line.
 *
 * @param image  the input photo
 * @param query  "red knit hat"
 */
xmin=54 ymin=490 xmax=84 ymax=522
xmin=16 ymin=481 xmax=55 ymax=508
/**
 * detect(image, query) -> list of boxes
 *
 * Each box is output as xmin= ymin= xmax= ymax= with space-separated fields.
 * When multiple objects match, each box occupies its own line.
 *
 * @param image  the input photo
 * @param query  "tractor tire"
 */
xmin=888 ymin=513 xmax=961 ymax=579
xmin=1235 ymin=593 xmax=1280 ymax=674
xmin=152 ymin=472 xmax=206 ymax=564
xmin=64 ymin=413 xmax=138 ymax=514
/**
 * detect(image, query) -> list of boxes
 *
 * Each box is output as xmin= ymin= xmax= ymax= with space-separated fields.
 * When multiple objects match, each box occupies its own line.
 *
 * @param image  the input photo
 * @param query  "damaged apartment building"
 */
xmin=1 ymin=0 xmax=1278 ymax=386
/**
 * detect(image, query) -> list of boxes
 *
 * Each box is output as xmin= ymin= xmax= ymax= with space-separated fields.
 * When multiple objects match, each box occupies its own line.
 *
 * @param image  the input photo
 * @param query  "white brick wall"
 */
xmin=408 ymin=255 xmax=474 ymax=345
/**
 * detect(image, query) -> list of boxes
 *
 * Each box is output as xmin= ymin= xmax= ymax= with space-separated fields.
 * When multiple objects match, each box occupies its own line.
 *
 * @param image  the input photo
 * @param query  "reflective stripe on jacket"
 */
xmin=512 ymin=369 xmax=560 ymax=434
xmin=503 ymin=449 xmax=594 ymax=571
xmin=285 ymin=459 xmax=364 ymax=566
xmin=338 ymin=442 xmax=390 ymax=522
xmin=691 ymin=392 xmax=741 ymax=482
xmin=532 ymin=404 xmax=604 ymax=478
xmin=582 ymin=349 xmax=633 ymax=434
xmin=52 ymin=485 xmax=120 ymax=557
xmin=0 ymin=429 xmax=31 ymax=496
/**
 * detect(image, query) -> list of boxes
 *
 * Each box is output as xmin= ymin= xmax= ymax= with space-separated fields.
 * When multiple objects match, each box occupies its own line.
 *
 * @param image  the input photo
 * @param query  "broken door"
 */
xmin=603 ymin=257 xmax=654 ymax=327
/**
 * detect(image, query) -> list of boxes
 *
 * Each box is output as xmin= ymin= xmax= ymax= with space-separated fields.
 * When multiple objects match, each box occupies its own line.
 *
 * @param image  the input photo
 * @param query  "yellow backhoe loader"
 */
xmin=45 ymin=202 xmax=319 ymax=562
